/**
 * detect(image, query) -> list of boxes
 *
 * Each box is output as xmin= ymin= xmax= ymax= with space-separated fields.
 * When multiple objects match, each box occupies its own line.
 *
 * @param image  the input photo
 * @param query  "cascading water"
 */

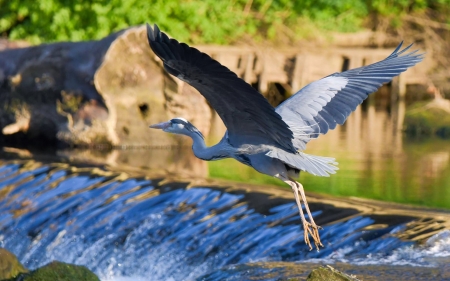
xmin=0 ymin=159 xmax=449 ymax=281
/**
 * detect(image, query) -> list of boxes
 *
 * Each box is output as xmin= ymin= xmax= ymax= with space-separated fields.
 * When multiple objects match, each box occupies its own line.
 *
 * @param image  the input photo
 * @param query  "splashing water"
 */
xmin=0 ymin=160 xmax=449 ymax=280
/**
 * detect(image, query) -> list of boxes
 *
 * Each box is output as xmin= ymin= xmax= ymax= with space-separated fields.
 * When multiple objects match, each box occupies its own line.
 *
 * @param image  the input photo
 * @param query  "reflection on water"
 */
xmin=2 ymin=144 xmax=207 ymax=179
xmin=209 ymin=100 xmax=450 ymax=209
xmin=301 ymin=101 xmax=450 ymax=209
xmin=2 ymin=98 xmax=448 ymax=211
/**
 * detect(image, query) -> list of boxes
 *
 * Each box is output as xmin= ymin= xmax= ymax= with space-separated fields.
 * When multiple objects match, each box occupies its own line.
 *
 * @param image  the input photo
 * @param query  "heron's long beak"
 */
xmin=149 ymin=121 xmax=171 ymax=129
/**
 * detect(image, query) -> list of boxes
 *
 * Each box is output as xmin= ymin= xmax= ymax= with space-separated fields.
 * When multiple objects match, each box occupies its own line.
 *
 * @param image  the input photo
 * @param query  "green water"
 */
xmin=209 ymin=109 xmax=450 ymax=209
xmin=6 ymin=106 xmax=448 ymax=210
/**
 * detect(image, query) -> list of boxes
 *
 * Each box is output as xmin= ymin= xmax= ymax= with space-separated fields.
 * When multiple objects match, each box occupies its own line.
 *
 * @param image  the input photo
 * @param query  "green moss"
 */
xmin=58 ymin=91 xmax=84 ymax=114
xmin=404 ymin=102 xmax=450 ymax=138
xmin=14 ymin=261 xmax=99 ymax=281
xmin=0 ymin=248 xmax=28 ymax=280
xmin=306 ymin=266 xmax=359 ymax=281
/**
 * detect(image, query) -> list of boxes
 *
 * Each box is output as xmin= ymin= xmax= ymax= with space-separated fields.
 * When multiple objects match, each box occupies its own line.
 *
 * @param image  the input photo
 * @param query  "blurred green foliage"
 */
xmin=0 ymin=0 xmax=449 ymax=44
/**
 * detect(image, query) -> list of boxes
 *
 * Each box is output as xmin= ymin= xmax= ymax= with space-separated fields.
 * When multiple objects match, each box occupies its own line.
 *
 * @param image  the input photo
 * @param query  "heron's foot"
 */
xmin=284 ymin=178 xmax=324 ymax=251
xmin=302 ymin=220 xmax=323 ymax=251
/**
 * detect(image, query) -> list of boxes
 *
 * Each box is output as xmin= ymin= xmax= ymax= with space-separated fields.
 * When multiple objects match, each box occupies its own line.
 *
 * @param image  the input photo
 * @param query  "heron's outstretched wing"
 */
xmin=275 ymin=42 xmax=423 ymax=150
xmin=146 ymin=24 xmax=296 ymax=153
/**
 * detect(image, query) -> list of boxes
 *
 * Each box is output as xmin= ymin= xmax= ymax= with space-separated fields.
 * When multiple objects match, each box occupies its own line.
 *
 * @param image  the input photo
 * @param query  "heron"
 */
xmin=146 ymin=24 xmax=423 ymax=250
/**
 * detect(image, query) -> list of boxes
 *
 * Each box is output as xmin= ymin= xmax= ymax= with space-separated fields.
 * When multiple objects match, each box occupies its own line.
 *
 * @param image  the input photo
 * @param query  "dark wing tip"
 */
xmin=146 ymin=23 xmax=160 ymax=43
xmin=388 ymin=41 xmax=425 ymax=61
xmin=146 ymin=23 xmax=166 ymax=45
xmin=146 ymin=23 xmax=177 ymax=62
xmin=146 ymin=23 xmax=154 ymax=41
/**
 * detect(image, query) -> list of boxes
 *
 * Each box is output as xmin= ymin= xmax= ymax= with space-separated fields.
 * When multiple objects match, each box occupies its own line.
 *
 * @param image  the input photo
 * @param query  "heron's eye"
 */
xmin=174 ymin=124 xmax=184 ymax=130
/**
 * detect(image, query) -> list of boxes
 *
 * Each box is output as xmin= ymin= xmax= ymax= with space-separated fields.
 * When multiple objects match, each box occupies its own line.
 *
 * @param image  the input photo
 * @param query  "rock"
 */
xmin=13 ymin=261 xmax=99 ymax=281
xmin=0 ymin=31 xmax=122 ymax=146
xmin=306 ymin=266 xmax=360 ymax=281
xmin=0 ymin=250 xmax=99 ymax=281
xmin=0 ymin=25 xmax=211 ymax=147
xmin=94 ymin=25 xmax=211 ymax=147
xmin=0 ymin=248 xmax=28 ymax=280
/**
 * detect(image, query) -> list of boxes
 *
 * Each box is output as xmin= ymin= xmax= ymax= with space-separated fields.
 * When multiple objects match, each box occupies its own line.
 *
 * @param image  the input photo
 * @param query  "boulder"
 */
xmin=306 ymin=266 xmax=360 ymax=281
xmin=0 ymin=26 xmax=211 ymax=147
xmin=12 ymin=261 xmax=99 ymax=281
xmin=94 ymin=25 xmax=211 ymax=147
xmin=0 ymin=248 xmax=28 ymax=280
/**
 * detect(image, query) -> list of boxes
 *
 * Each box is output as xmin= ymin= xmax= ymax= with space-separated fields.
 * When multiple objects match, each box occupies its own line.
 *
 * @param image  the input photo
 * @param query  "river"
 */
xmin=0 ymin=98 xmax=449 ymax=280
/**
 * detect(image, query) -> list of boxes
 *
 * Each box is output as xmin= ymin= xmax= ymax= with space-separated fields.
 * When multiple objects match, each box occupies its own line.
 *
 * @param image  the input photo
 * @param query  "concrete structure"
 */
xmin=197 ymin=44 xmax=431 ymax=101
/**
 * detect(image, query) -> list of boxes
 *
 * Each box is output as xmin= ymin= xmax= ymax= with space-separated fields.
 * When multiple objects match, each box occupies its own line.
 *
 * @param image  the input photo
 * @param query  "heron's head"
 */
xmin=149 ymin=117 xmax=204 ymax=139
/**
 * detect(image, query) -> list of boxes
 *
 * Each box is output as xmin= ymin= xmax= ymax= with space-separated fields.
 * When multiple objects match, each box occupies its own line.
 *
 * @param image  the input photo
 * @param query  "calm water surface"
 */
xmin=209 ymin=103 xmax=450 ymax=209
xmin=24 ymin=101 xmax=447 ymax=210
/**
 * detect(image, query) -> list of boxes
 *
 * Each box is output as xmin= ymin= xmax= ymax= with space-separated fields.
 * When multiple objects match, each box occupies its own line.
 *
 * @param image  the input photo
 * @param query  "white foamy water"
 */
xmin=98 ymin=230 xmax=450 ymax=281
xmin=304 ymin=230 xmax=450 ymax=268
xmin=0 ymin=161 xmax=449 ymax=281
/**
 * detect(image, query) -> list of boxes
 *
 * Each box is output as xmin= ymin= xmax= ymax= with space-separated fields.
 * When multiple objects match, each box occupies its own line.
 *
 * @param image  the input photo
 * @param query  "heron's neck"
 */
xmin=188 ymin=131 xmax=229 ymax=161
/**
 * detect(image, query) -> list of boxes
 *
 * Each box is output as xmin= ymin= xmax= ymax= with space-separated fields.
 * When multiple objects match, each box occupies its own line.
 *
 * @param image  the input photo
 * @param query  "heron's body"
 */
xmin=146 ymin=24 xmax=423 ymax=250
xmin=183 ymin=124 xmax=307 ymax=179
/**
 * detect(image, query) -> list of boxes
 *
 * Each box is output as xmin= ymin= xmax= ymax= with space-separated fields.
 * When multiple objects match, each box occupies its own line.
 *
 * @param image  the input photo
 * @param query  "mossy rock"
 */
xmin=14 ymin=261 xmax=99 ymax=281
xmin=0 ymin=248 xmax=28 ymax=280
xmin=404 ymin=102 xmax=450 ymax=138
xmin=306 ymin=266 xmax=360 ymax=281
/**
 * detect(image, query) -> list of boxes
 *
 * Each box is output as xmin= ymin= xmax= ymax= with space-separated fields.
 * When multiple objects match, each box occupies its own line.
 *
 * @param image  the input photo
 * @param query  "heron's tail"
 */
xmin=266 ymin=149 xmax=338 ymax=176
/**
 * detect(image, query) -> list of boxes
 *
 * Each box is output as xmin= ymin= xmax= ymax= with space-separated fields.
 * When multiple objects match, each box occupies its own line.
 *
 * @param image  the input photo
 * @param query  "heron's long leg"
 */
xmin=292 ymin=179 xmax=323 ymax=249
xmin=284 ymin=180 xmax=315 ymax=250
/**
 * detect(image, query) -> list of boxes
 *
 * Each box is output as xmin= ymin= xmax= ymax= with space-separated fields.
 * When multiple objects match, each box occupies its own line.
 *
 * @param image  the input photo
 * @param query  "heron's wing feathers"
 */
xmin=276 ymin=42 xmax=424 ymax=150
xmin=147 ymin=24 xmax=296 ymax=153
xmin=267 ymin=149 xmax=338 ymax=176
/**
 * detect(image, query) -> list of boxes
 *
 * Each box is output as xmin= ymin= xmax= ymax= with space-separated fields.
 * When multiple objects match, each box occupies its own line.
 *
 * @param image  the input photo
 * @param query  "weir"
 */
xmin=0 ymin=157 xmax=449 ymax=280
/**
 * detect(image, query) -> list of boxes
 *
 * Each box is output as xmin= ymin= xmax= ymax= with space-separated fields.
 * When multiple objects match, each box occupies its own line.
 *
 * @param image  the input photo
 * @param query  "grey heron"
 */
xmin=146 ymin=24 xmax=423 ymax=250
